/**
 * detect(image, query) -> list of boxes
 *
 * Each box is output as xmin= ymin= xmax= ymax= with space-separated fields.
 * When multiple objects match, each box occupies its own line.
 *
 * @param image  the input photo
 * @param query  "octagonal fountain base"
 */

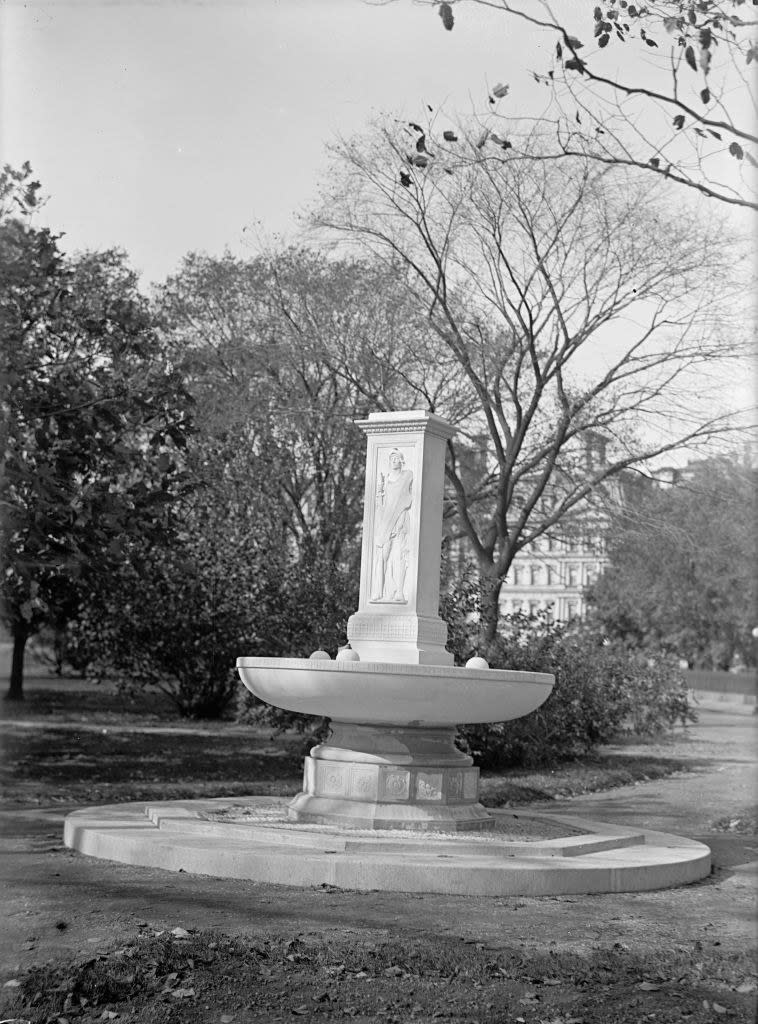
xmin=289 ymin=722 xmax=492 ymax=831
xmin=63 ymin=796 xmax=712 ymax=896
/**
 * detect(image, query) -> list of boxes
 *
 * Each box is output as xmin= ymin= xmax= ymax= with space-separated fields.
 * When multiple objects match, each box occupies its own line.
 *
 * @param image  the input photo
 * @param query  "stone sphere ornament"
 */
xmin=309 ymin=650 xmax=331 ymax=661
xmin=465 ymin=655 xmax=490 ymax=670
xmin=336 ymin=646 xmax=360 ymax=662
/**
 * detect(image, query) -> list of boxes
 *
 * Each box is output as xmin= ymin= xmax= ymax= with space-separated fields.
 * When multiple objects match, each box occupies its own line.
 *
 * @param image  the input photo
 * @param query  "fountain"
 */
xmin=64 ymin=410 xmax=712 ymax=895
xmin=237 ymin=410 xmax=553 ymax=831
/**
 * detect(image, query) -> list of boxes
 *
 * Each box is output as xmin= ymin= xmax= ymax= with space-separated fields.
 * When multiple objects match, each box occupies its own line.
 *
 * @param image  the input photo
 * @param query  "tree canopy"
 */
xmin=1 ymin=164 xmax=193 ymax=699
xmin=156 ymin=247 xmax=462 ymax=567
xmin=587 ymin=455 xmax=757 ymax=669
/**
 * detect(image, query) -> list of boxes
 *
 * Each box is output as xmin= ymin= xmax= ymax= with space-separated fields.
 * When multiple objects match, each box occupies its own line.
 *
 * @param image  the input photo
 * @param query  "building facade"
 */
xmin=499 ymin=529 xmax=607 ymax=622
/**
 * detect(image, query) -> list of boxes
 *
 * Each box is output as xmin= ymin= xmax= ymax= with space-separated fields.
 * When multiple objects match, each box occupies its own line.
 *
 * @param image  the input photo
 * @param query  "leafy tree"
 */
xmin=587 ymin=456 xmax=757 ymax=669
xmin=93 ymin=246 xmax=463 ymax=716
xmin=0 ymin=165 xmax=193 ymax=700
xmin=314 ymin=119 xmax=750 ymax=655
xmin=72 ymin=249 xmax=435 ymax=716
xmin=410 ymin=0 xmax=757 ymax=210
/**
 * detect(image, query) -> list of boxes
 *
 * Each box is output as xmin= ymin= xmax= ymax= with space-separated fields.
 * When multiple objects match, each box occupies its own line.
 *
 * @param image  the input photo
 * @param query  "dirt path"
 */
xmin=551 ymin=701 xmax=758 ymax=848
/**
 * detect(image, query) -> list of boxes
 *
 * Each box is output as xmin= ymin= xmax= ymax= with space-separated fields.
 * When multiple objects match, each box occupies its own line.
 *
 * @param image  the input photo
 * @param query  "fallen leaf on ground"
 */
xmin=291 ymin=1006 xmax=309 ymax=1016
xmin=170 ymin=987 xmax=195 ymax=999
xmin=170 ymin=927 xmax=191 ymax=939
xmin=2 ymin=978 xmax=21 ymax=987
xmin=713 ymin=1004 xmax=728 ymax=1015
xmin=638 ymin=981 xmax=661 ymax=991
xmin=737 ymin=980 xmax=757 ymax=993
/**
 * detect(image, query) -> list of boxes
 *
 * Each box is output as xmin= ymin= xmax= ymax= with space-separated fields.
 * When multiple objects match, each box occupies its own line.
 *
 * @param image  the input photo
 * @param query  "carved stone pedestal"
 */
xmin=345 ymin=411 xmax=456 ymax=666
xmin=287 ymin=722 xmax=494 ymax=831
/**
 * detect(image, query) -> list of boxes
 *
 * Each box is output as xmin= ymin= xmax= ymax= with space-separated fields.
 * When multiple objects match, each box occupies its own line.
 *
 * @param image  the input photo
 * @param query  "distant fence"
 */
xmin=683 ymin=669 xmax=757 ymax=702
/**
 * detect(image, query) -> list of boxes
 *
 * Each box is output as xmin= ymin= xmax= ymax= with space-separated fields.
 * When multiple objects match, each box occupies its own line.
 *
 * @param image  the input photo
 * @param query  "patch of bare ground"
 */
xmin=1 ymin=928 xmax=756 ymax=1024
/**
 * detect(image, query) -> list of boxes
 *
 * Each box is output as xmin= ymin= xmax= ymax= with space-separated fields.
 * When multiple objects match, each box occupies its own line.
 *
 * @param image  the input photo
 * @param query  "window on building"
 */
xmin=567 ymin=600 xmax=579 ymax=620
xmin=547 ymin=564 xmax=558 ymax=585
xmin=568 ymin=564 xmax=580 ymax=587
xmin=528 ymin=601 xmax=540 ymax=617
xmin=513 ymin=565 xmax=524 ymax=586
xmin=530 ymin=564 xmax=542 ymax=586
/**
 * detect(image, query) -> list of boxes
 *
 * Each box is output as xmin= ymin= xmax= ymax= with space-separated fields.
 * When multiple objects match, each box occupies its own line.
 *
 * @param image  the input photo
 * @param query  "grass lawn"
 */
xmin=0 ymin=678 xmax=707 ymax=808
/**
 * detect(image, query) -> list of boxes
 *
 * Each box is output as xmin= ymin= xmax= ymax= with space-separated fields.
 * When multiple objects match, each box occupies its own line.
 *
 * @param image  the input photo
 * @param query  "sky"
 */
xmin=2 ymin=0 xmax=754 ymax=439
xmin=3 ymin=0 xmax=751 ymax=274
xmin=2 ymin=0 xmax=557 ymax=284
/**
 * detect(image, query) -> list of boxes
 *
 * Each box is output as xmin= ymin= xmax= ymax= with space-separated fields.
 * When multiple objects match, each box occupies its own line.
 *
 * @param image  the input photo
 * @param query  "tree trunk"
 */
xmin=478 ymin=572 xmax=504 ymax=662
xmin=5 ymin=622 xmax=28 ymax=701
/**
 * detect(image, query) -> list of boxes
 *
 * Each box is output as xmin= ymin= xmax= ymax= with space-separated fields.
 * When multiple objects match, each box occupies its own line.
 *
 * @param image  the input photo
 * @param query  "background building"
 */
xmin=498 ymin=453 xmax=742 ymax=623
xmin=499 ymin=528 xmax=607 ymax=622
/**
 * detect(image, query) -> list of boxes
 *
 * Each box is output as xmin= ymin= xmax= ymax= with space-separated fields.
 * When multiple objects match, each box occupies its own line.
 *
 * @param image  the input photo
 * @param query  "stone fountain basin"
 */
xmin=236 ymin=657 xmax=554 ymax=727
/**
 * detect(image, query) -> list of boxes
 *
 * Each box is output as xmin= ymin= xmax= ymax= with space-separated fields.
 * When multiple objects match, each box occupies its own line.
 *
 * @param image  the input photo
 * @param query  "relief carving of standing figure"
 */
xmin=372 ymin=449 xmax=413 ymax=602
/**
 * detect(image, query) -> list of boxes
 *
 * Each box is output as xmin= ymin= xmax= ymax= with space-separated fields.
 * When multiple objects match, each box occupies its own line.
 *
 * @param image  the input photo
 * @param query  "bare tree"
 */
xmin=313 ymin=118 xmax=751 ymax=652
xmin=397 ymin=0 xmax=757 ymax=210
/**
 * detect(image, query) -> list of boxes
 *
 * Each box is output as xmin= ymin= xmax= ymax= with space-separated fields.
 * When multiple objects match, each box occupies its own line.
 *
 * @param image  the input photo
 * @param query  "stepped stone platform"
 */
xmin=64 ymin=796 xmax=711 ymax=896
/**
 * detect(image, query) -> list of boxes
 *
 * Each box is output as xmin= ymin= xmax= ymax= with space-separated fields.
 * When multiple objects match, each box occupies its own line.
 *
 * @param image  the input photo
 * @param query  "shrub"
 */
xmin=454 ymin=611 xmax=695 ymax=769
xmin=73 ymin=536 xmax=358 ymax=721
xmin=70 ymin=534 xmax=276 ymax=719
